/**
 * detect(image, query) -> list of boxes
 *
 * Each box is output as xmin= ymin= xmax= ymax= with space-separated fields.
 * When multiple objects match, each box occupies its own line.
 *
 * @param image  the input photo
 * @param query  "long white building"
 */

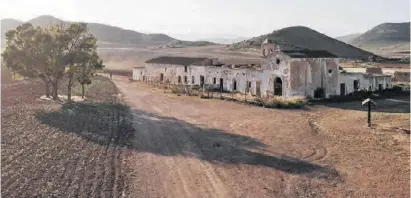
xmin=133 ymin=38 xmax=392 ymax=98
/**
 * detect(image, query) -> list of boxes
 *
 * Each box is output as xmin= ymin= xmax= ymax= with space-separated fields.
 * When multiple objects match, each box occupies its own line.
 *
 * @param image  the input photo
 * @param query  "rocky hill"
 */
xmin=335 ymin=33 xmax=361 ymax=44
xmin=351 ymin=22 xmax=410 ymax=49
xmin=1 ymin=18 xmax=24 ymax=47
xmin=1 ymin=15 xmax=214 ymax=48
xmin=228 ymin=26 xmax=377 ymax=60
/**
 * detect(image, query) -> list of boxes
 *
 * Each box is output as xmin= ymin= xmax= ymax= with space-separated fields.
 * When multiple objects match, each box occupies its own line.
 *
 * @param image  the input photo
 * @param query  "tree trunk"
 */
xmin=45 ymin=83 xmax=51 ymax=98
xmin=67 ymin=72 xmax=73 ymax=102
xmin=81 ymin=84 xmax=85 ymax=98
xmin=51 ymin=81 xmax=59 ymax=100
xmin=40 ymin=77 xmax=51 ymax=98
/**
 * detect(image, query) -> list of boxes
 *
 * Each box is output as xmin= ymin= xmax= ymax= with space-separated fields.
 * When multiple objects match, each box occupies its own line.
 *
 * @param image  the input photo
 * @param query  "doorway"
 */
xmin=274 ymin=77 xmax=282 ymax=96
xmin=233 ymin=80 xmax=237 ymax=91
xmin=219 ymin=78 xmax=224 ymax=91
xmin=340 ymin=83 xmax=346 ymax=95
xmin=378 ymin=84 xmax=383 ymax=91
xmin=160 ymin=73 xmax=164 ymax=82
xmin=200 ymin=75 xmax=205 ymax=87
xmin=256 ymin=81 xmax=261 ymax=97
xmin=353 ymin=80 xmax=359 ymax=91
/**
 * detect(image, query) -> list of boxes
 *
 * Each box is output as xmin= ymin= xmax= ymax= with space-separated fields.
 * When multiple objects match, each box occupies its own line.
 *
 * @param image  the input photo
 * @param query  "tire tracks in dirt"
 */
xmin=303 ymin=112 xmax=329 ymax=162
xmin=116 ymin=78 xmax=228 ymax=197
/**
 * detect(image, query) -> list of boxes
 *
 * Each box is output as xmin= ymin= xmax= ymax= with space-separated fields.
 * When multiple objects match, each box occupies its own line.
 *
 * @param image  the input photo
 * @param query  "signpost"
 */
xmin=362 ymin=98 xmax=377 ymax=127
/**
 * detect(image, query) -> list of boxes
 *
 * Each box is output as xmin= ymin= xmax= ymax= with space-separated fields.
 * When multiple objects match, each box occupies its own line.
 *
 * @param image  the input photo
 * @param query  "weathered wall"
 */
xmin=287 ymin=58 xmax=339 ymax=98
xmin=260 ymin=54 xmax=290 ymax=97
xmin=393 ymin=71 xmax=410 ymax=82
xmin=144 ymin=63 xmax=266 ymax=96
xmin=338 ymin=72 xmax=392 ymax=95
xmin=366 ymin=67 xmax=383 ymax=74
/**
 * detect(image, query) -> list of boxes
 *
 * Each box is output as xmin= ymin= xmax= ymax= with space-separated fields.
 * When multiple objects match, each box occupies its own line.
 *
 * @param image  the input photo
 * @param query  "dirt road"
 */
xmin=110 ymin=75 xmax=343 ymax=197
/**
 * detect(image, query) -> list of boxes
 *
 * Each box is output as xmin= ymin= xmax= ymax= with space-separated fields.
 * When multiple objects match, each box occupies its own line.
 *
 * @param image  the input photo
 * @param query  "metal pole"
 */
xmin=368 ymin=102 xmax=371 ymax=127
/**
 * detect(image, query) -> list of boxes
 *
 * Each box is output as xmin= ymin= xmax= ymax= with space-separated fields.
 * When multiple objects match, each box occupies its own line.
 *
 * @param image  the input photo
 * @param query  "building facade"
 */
xmin=133 ymin=38 xmax=393 ymax=98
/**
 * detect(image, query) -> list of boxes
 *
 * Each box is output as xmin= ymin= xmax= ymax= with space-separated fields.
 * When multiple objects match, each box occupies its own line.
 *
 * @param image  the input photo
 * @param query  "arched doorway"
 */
xmin=274 ymin=77 xmax=282 ymax=96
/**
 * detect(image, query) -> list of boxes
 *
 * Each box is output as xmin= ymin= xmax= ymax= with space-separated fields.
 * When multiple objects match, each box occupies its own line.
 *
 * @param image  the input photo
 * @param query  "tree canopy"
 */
xmin=1 ymin=22 xmax=103 ymax=100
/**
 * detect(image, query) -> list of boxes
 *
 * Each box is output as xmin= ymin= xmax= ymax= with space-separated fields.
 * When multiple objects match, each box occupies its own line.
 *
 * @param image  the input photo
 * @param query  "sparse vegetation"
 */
xmin=227 ymin=26 xmax=377 ymax=60
xmin=256 ymin=96 xmax=307 ymax=109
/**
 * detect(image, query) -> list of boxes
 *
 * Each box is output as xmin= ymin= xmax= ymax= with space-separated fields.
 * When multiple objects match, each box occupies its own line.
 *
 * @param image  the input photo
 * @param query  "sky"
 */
xmin=0 ymin=0 xmax=410 ymax=41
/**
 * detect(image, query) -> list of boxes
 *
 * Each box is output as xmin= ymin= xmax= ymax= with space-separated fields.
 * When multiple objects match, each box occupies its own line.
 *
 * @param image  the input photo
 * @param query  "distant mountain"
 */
xmin=351 ymin=22 xmax=410 ymax=49
xmin=204 ymin=37 xmax=249 ymax=44
xmin=228 ymin=26 xmax=377 ymax=60
xmin=1 ymin=18 xmax=23 ymax=47
xmin=1 ymin=15 xmax=215 ymax=48
xmin=335 ymin=33 xmax=361 ymax=44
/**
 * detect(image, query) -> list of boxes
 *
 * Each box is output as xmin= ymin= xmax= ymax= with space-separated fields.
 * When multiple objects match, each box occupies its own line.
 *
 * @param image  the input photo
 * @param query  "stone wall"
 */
xmin=393 ymin=71 xmax=410 ymax=82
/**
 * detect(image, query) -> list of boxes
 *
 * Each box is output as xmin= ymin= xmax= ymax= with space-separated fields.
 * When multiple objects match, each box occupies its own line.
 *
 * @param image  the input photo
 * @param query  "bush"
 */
xmin=314 ymin=87 xmax=325 ymax=98
xmin=261 ymin=96 xmax=307 ymax=109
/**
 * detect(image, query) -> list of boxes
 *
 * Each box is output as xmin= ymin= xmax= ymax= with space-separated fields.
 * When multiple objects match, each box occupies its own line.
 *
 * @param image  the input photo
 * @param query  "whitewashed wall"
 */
xmin=338 ymin=72 xmax=392 ymax=95
xmin=140 ymin=57 xmax=392 ymax=98
xmin=144 ymin=63 xmax=274 ymax=96
xmin=132 ymin=68 xmax=145 ymax=81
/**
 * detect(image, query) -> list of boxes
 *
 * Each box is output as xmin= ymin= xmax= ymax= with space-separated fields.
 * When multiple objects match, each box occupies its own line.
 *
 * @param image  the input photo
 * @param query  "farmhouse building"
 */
xmin=133 ymin=38 xmax=393 ymax=98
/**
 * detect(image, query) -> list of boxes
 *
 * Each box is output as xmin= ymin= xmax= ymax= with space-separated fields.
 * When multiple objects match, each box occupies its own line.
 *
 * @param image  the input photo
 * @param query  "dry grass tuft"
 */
xmin=258 ymin=96 xmax=307 ymax=109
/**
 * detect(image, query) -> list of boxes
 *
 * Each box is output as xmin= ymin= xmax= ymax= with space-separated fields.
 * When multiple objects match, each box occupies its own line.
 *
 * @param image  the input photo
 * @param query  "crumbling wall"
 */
xmin=366 ymin=67 xmax=383 ymax=74
xmin=288 ymin=58 xmax=339 ymax=98
xmin=393 ymin=71 xmax=410 ymax=82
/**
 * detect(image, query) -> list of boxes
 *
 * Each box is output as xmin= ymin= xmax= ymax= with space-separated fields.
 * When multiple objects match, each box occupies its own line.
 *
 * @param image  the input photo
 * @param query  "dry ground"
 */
xmin=111 ymin=75 xmax=410 ymax=197
xmin=2 ymin=72 xmax=409 ymax=197
xmin=1 ymin=76 xmax=134 ymax=197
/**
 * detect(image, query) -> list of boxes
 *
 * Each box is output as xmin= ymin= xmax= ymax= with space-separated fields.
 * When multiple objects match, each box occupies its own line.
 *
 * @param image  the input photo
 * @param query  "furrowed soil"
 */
xmin=1 ymin=76 xmax=134 ymax=197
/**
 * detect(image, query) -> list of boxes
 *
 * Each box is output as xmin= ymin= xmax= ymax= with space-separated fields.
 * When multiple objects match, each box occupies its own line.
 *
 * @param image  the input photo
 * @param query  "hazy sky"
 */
xmin=1 ymin=0 xmax=410 ymax=41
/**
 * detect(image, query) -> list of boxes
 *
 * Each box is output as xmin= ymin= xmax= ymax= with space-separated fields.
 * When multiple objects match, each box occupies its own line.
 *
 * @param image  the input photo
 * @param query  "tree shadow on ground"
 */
xmin=36 ymin=102 xmax=340 ymax=181
xmin=312 ymin=95 xmax=410 ymax=113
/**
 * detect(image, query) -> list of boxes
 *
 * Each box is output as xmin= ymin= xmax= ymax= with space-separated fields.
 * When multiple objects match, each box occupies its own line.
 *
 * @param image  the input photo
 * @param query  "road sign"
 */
xmin=362 ymin=98 xmax=376 ymax=106
xmin=362 ymin=98 xmax=377 ymax=127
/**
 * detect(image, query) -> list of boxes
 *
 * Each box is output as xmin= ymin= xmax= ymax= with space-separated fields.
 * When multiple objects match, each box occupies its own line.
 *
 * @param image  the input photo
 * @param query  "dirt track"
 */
xmin=111 ymin=75 xmax=345 ymax=197
xmin=110 ymin=74 xmax=410 ymax=197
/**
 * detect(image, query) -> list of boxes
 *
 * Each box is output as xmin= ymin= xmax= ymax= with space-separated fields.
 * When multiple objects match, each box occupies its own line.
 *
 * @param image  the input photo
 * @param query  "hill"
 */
xmin=351 ymin=22 xmax=410 ymax=49
xmin=335 ymin=33 xmax=361 ymax=44
xmin=1 ymin=15 xmax=214 ymax=48
xmin=1 ymin=18 xmax=23 ymax=46
xmin=228 ymin=26 xmax=377 ymax=60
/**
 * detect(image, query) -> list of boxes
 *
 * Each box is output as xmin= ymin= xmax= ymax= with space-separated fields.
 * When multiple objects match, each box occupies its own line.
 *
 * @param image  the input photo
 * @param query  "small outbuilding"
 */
xmin=132 ymin=66 xmax=145 ymax=81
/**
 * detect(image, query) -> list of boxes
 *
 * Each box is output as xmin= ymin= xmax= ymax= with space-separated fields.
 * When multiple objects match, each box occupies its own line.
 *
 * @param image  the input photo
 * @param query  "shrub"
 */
xmin=314 ymin=87 xmax=325 ymax=98
xmin=262 ymin=96 xmax=307 ymax=109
